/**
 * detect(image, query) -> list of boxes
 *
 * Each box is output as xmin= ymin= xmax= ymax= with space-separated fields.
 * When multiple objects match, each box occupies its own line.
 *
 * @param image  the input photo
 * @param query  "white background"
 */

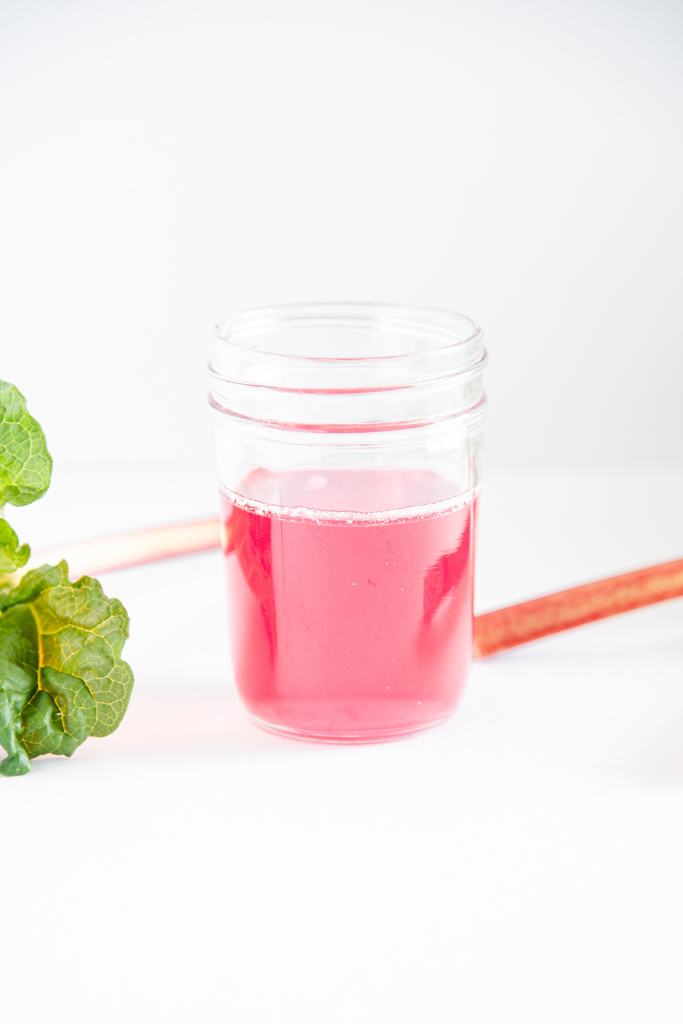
xmin=1 ymin=0 xmax=682 ymax=474
xmin=2 ymin=2 xmax=683 ymax=1022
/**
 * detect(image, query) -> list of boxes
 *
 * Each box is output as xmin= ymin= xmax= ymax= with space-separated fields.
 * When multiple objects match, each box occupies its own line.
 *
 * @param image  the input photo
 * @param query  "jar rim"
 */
xmin=213 ymin=302 xmax=482 ymax=366
xmin=210 ymin=302 xmax=487 ymax=432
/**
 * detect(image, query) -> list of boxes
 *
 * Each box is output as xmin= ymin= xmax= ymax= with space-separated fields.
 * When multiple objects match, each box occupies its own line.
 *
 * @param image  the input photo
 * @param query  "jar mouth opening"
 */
xmin=213 ymin=302 xmax=482 ymax=365
xmin=210 ymin=303 xmax=487 ymax=431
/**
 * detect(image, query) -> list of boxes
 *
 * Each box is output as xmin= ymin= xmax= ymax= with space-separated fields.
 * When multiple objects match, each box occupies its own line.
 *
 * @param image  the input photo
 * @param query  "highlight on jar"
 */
xmin=209 ymin=304 xmax=487 ymax=743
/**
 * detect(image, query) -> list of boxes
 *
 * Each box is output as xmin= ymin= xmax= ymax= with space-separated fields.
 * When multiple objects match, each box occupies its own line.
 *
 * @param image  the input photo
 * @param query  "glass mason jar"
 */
xmin=210 ymin=303 xmax=487 ymax=743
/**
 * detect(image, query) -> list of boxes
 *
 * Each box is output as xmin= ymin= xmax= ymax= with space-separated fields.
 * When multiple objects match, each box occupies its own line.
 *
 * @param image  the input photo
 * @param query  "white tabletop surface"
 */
xmin=3 ymin=465 xmax=683 ymax=1023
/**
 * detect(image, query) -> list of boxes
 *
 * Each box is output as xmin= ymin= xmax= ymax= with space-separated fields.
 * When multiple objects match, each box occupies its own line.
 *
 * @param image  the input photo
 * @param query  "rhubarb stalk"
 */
xmin=473 ymin=557 xmax=683 ymax=658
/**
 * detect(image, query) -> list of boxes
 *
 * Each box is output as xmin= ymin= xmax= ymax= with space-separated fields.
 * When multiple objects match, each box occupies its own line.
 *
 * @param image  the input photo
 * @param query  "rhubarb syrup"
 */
xmin=221 ymin=469 xmax=475 ymax=742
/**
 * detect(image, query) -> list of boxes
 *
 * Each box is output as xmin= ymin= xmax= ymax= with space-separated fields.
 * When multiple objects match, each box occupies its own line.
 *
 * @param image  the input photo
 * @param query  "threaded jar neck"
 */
xmin=210 ymin=303 xmax=487 ymax=432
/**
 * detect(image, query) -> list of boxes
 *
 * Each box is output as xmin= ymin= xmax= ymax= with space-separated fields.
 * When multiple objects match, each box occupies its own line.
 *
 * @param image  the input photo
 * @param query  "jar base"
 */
xmin=248 ymin=712 xmax=452 ymax=745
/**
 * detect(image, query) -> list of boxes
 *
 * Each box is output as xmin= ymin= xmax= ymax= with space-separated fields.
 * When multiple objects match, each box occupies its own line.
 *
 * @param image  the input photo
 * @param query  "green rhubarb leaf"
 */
xmin=0 ymin=562 xmax=134 ymax=776
xmin=0 ymin=380 xmax=53 ymax=584
xmin=0 ymin=381 xmax=134 ymax=775
xmin=22 ymin=669 xmax=96 ymax=757
xmin=0 ymin=380 xmax=52 ymax=507
xmin=0 ymin=603 xmax=42 ymax=776
xmin=0 ymin=519 xmax=30 ymax=574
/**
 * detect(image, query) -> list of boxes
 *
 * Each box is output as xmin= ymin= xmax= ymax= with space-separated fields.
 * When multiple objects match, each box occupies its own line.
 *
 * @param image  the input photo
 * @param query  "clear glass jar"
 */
xmin=210 ymin=303 xmax=487 ymax=742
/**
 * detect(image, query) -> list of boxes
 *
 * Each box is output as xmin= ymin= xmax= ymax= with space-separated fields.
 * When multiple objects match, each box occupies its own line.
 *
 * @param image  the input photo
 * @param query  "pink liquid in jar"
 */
xmin=221 ymin=469 xmax=475 ymax=742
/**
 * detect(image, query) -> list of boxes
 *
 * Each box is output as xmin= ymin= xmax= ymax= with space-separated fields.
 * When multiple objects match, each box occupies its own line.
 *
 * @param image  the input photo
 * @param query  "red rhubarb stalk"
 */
xmin=34 ymin=517 xmax=221 ymax=579
xmin=473 ymin=557 xmax=683 ymax=658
